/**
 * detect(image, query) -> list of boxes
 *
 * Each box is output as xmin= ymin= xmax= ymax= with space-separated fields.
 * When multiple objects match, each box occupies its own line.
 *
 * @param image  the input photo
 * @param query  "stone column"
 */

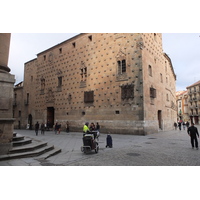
xmin=0 ymin=33 xmax=15 ymax=155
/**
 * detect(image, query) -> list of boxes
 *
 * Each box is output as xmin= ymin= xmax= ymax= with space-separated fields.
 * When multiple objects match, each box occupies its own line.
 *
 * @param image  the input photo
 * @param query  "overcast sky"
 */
xmin=8 ymin=33 xmax=200 ymax=91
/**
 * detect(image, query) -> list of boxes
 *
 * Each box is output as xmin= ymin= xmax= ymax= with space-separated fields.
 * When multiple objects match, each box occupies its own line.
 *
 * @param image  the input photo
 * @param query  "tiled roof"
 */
xmin=176 ymin=91 xmax=187 ymax=96
xmin=186 ymin=80 xmax=200 ymax=88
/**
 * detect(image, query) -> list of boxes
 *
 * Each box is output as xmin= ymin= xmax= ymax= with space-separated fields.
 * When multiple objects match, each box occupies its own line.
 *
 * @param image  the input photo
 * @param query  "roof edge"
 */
xmin=37 ymin=33 xmax=83 ymax=56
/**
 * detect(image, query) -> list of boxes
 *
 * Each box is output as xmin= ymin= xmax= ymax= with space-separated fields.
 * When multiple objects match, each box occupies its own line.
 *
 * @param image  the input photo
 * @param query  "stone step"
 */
xmin=9 ymin=142 xmax=48 ymax=154
xmin=39 ymin=147 xmax=62 ymax=159
xmin=12 ymin=138 xmax=32 ymax=147
xmin=12 ymin=135 xmax=25 ymax=142
xmin=0 ymin=145 xmax=55 ymax=161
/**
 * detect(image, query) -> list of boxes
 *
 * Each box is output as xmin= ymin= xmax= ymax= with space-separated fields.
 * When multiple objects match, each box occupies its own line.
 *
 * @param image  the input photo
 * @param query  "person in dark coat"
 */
xmin=41 ymin=122 xmax=45 ymax=135
xmin=106 ymin=134 xmax=113 ymax=148
xmin=35 ymin=122 xmax=39 ymax=136
xmin=174 ymin=122 xmax=177 ymax=130
xmin=187 ymin=123 xmax=199 ymax=149
xmin=186 ymin=121 xmax=190 ymax=129
xmin=178 ymin=121 xmax=182 ymax=130
xmin=96 ymin=122 xmax=100 ymax=131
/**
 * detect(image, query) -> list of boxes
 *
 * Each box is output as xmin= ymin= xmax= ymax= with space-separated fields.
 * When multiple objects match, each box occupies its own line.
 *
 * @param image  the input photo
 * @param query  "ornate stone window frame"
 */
xmin=116 ymin=49 xmax=128 ymax=82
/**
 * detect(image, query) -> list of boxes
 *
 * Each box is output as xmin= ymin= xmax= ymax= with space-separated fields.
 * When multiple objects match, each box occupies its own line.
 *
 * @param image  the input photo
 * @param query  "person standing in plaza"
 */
xmin=35 ymin=121 xmax=39 ymax=136
xmin=187 ymin=123 xmax=199 ymax=149
xmin=66 ymin=121 xmax=69 ymax=133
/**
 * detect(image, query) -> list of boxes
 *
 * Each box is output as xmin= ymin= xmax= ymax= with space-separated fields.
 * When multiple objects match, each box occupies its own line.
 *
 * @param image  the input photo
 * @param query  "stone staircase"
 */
xmin=0 ymin=132 xmax=61 ymax=161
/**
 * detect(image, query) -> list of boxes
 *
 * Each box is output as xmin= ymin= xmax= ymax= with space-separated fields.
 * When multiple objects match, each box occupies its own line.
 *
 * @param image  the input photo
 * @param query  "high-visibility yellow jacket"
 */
xmin=83 ymin=125 xmax=90 ymax=133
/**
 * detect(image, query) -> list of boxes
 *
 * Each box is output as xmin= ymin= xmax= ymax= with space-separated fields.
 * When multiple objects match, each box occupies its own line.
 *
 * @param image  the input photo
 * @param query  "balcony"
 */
xmin=40 ymin=89 xmax=45 ymax=95
xmin=193 ymin=98 xmax=198 ymax=101
xmin=189 ymin=105 xmax=198 ymax=109
xmin=189 ymin=98 xmax=193 ymax=102
xmin=188 ymin=91 xmax=192 ymax=95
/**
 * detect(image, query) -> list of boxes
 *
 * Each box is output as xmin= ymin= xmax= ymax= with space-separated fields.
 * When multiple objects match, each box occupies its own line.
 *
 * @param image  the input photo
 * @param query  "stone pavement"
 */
xmin=1 ymin=125 xmax=200 ymax=166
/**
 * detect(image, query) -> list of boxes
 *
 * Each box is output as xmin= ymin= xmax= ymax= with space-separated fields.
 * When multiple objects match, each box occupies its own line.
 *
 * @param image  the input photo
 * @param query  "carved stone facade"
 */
xmin=13 ymin=33 xmax=177 ymax=135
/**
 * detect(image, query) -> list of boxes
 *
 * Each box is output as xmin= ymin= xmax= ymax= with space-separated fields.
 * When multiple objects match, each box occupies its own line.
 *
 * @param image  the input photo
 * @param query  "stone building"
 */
xmin=176 ymin=90 xmax=189 ymax=122
xmin=186 ymin=80 xmax=200 ymax=124
xmin=13 ymin=33 xmax=177 ymax=135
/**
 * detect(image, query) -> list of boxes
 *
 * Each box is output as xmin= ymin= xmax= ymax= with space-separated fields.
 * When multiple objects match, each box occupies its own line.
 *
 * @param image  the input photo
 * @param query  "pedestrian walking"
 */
xmin=183 ymin=122 xmax=186 ymax=130
xmin=178 ymin=121 xmax=182 ymax=130
xmin=58 ymin=122 xmax=61 ymax=134
xmin=54 ymin=122 xmax=59 ymax=134
xmin=41 ymin=122 xmax=45 ymax=135
xmin=187 ymin=123 xmax=199 ymax=149
xmin=47 ymin=120 xmax=50 ymax=131
xmin=35 ymin=121 xmax=39 ymax=136
xmin=174 ymin=122 xmax=177 ymax=130
xmin=186 ymin=121 xmax=190 ymax=129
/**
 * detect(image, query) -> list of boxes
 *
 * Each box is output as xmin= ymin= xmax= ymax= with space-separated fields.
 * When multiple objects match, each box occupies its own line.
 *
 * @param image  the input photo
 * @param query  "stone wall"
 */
xmin=16 ymin=33 xmax=176 ymax=135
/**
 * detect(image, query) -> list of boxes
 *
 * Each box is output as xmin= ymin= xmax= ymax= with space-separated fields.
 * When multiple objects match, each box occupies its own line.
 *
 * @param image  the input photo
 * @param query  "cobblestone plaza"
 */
xmin=1 ymin=125 xmax=200 ymax=166
xmin=1 ymin=127 xmax=198 ymax=200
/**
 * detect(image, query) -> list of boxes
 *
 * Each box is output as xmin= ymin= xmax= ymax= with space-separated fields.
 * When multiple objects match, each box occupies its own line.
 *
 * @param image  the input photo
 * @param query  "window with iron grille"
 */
xmin=84 ymin=91 xmax=94 ymax=103
xmin=121 ymin=84 xmax=134 ymax=100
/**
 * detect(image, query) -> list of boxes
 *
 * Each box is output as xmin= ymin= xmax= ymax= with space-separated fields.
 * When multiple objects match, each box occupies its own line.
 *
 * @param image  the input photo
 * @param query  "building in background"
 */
xmin=187 ymin=80 xmax=200 ymax=124
xmin=176 ymin=90 xmax=189 ymax=122
xmin=13 ymin=33 xmax=177 ymax=135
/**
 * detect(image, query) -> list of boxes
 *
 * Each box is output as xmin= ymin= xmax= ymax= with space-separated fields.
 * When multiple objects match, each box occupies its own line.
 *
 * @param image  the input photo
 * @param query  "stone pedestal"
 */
xmin=0 ymin=73 xmax=15 ymax=154
xmin=0 ymin=33 xmax=15 ymax=155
